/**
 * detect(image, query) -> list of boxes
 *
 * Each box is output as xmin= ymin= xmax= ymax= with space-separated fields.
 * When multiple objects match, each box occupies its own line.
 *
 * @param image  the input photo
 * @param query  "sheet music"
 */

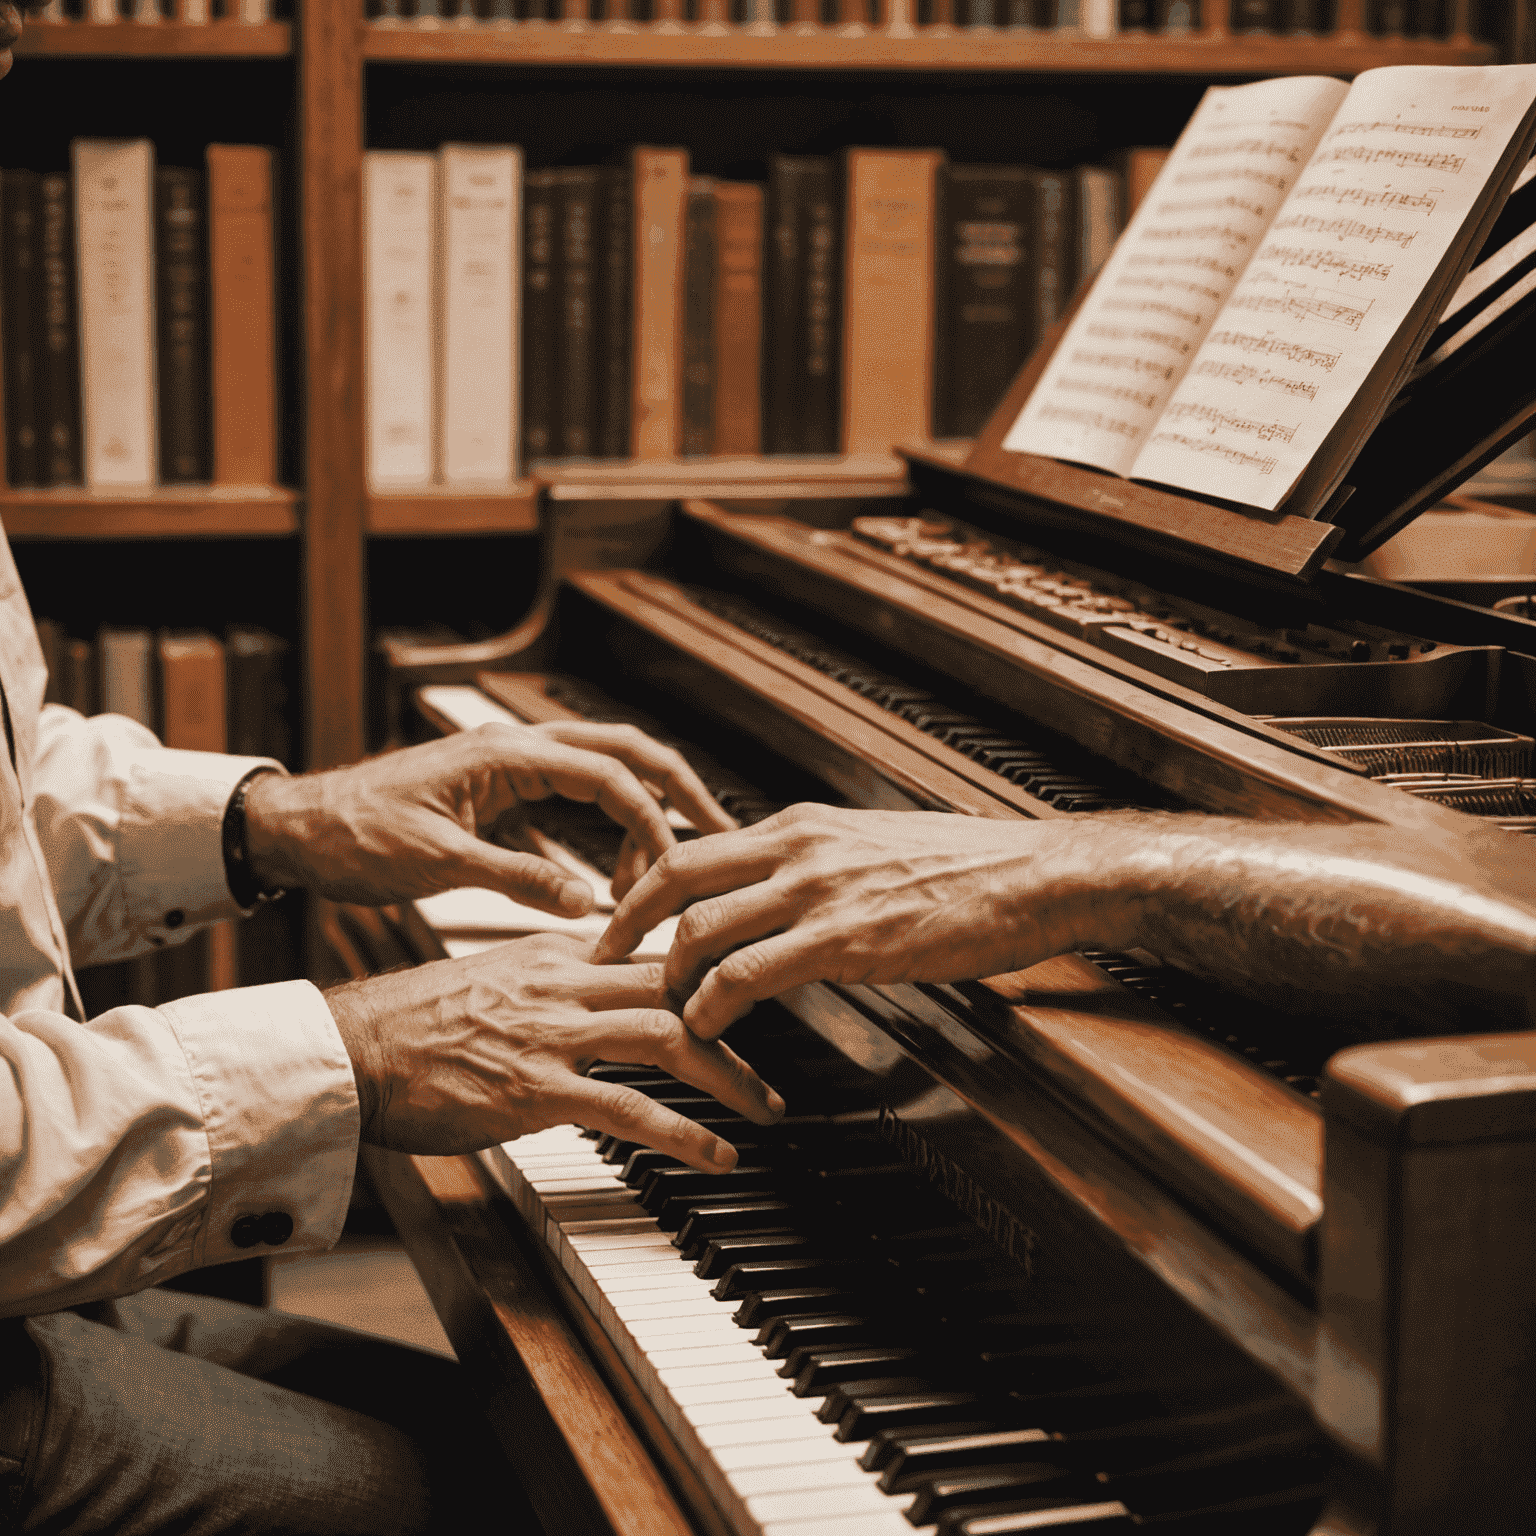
xmin=1002 ymin=75 xmax=1349 ymax=474
xmin=1131 ymin=66 xmax=1536 ymax=513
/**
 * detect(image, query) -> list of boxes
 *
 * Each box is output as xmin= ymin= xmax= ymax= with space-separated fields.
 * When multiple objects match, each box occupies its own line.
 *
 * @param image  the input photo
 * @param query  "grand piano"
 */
xmin=348 ymin=377 xmax=1536 ymax=1536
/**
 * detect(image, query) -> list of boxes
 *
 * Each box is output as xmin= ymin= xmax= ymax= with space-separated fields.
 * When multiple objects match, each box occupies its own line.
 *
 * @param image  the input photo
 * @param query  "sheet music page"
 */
xmin=1130 ymin=65 xmax=1536 ymax=513
xmin=1002 ymin=75 xmax=1349 ymax=475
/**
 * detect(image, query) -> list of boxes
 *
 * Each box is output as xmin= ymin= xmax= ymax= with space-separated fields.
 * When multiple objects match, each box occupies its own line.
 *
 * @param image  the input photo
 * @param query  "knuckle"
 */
xmin=674 ymin=896 xmax=725 ymax=948
xmin=716 ymin=945 xmax=769 ymax=990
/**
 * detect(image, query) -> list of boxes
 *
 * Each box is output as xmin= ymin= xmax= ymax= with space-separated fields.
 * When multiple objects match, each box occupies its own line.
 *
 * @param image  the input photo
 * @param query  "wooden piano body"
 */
xmin=358 ymin=436 xmax=1536 ymax=1536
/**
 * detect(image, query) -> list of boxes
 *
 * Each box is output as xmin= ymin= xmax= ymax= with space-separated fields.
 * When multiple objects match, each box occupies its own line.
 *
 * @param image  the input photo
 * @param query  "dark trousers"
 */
xmin=0 ymin=1288 xmax=528 ymax=1534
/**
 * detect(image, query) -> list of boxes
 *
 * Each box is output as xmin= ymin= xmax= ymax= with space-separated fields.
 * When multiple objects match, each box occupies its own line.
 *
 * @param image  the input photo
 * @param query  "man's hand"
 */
xmin=325 ymin=933 xmax=784 ymax=1168
xmin=594 ymin=804 xmax=1123 ymax=1039
xmin=0 ymin=6 xmax=21 ymax=83
xmin=243 ymin=722 xmax=736 ymax=916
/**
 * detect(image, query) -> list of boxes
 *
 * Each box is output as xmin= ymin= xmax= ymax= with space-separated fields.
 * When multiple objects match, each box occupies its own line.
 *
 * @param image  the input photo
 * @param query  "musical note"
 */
xmin=1172 ymin=166 xmax=1290 ymax=192
xmin=1037 ymin=406 xmax=1141 ymax=439
xmin=1162 ymin=401 xmax=1298 ymax=443
xmin=1270 ymin=213 xmax=1417 ymax=248
xmin=1115 ymin=275 xmax=1225 ymax=302
xmin=1189 ymin=359 xmax=1319 ymax=401
xmin=1086 ymin=322 xmax=1193 ymax=354
xmin=1227 ymin=289 xmax=1372 ymax=330
xmin=1141 ymin=223 xmax=1252 ymax=247
xmin=1156 ymin=195 xmax=1269 ymax=219
xmin=1068 ymin=350 xmax=1179 ymax=379
xmin=1100 ymin=298 xmax=1206 ymax=328
xmin=1315 ymin=144 xmax=1466 ymax=174
xmin=1145 ymin=432 xmax=1279 ymax=474
xmin=1203 ymin=329 xmax=1341 ymax=371
xmin=1288 ymin=183 xmax=1438 ymax=216
xmin=1055 ymin=377 xmax=1161 ymax=410
xmin=1125 ymin=252 xmax=1241 ymax=279
xmin=1330 ymin=119 xmax=1482 ymax=140
xmin=1187 ymin=138 xmax=1303 ymax=163
xmin=1255 ymin=245 xmax=1394 ymax=282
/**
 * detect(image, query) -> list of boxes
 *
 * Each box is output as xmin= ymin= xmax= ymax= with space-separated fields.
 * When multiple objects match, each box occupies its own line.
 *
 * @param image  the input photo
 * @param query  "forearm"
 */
xmin=1067 ymin=813 xmax=1536 ymax=1029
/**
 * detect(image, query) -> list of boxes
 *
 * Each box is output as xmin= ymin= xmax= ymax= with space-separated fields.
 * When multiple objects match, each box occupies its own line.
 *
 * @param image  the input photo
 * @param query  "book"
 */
xmin=438 ymin=143 xmax=521 ymax=483
xmin=38 ymin=173 xmax=82 ymax=487
xmin=61 ymin=636 xmax=96 ymax=717
xmin=521 ymin=168 xmax=559 ymax=462
xmin=933 ymin=164 xmax=1037 ymax=441
xmin=98 ymin=626 xmax=156 ymax=728
xmin=841 ymin=147 xmax=944 ymax=454
xmin=594 ymin=165 xmax=632 ymax=460
xmin=1003 ymin=67 xmax=1536 ymax=519
xmin=154 ymin=167 xmax=211 ymax=485
xmin=1122 ymin=147 xmax=1172 ymax=219
xmin=630 ymin=146 xmax=689 ymax=460
xmin=36 ymin=619 xmax=64 ymax=706
xmin=2 ymin=170 xmax=41 ymax=488
xmin=207 ymin=145 xmax=278 ymax=486
xmin=680 ymin=177 xmax=717 ymax=458
xmin=1025 ymin=167 xmax=1073 ymax=345
xmin=363 ymin=151 xmax=437 ymax=489
xmin=556 ymin=166 xmax=601 ymax=459
xmin=74 ymin=140 xmax=158 ymax=489
xmin=711 ymin=180 xmax=764 ymax=456
xmin=1075 ymin=164 xmax=1122 ymax=295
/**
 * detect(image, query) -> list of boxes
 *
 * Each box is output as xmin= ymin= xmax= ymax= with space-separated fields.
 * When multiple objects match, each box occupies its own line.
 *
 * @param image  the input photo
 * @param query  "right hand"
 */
xmin=326 ymin=933 xmax=785 ymax=1170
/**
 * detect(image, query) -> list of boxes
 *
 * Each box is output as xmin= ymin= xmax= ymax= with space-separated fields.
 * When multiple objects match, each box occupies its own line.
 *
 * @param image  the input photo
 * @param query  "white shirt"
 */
xmin=0 ymin=528 xmax=358 ymax=1318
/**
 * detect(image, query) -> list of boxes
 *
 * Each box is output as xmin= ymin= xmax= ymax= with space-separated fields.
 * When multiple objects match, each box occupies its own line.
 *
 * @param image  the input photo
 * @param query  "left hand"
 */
xmin=243 ymin=721 xmax=736 ymax=915
xmin=0 ymin=6 xmax=21 ymax=83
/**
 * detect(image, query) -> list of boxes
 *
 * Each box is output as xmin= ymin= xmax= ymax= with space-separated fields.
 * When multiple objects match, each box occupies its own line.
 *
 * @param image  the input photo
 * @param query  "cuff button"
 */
xmin=231 ymin=1212 xmax=294 ymax=1249
xmin=165 ymin=910 xmax=185 ymax=929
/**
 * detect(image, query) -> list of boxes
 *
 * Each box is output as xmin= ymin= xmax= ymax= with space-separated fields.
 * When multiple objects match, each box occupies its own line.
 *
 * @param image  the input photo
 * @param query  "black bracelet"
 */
xmin=223 ymin=768 xmax=287 ymax=910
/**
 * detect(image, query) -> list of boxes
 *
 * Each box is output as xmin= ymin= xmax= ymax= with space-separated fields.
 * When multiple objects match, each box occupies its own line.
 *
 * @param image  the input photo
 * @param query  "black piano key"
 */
xmin=832 ymin=1389 xmax=992 ymax=1442
xmin=617 ymin=1147 xmax=682 ymax=1179
xmin=859 ymin=1421 xmax=1006 ymax=1474
xmin=584 ymin=1063 xmax=676 ymax=1083
xmin=733 ymin=1286 xmax=866 ymax=1329
xmin=873 ymin=1426 xmax=1060 ymax=1488
xmin=674 ymin=1201 xmax=798 ymax=1254
xmin=1098 ymin=1430 xmax=1325 ymax=1514
xmin=1134 ymin=1483 xmax=1328 ymax=1531
xmin=693 ymin=1233 xmax=817 ymax=1281
xmin=936 ymin=1501 xmax=1134 ymax=1535
xmin=791 ymin=1345 xmax=930 ymax=1396
xmin=638 ymin=1166 xmax=776 ymax=1215
xmin=600 ymin=1116 xmax=747 ymax=1166
xmin=656 ymin=1188 xmax=781 ymax=1232
xmin=757 ymin=1312 xmax=882 ymax=1356
xmin=906 ymin=1467 xmax=1099 ymax=1526
xmin=712 ymin=1257 xmax=876 ymax=1302
xmin=817 ymin=1377 xmax=937 ymax=1421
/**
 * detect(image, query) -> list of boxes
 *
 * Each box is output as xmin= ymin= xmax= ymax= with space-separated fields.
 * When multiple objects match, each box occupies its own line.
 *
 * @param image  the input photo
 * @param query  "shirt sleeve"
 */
xmin=0 ymin=978 xmax=357 ymax=1318
xmin=29 ymin=704 xmax=283 ymax=967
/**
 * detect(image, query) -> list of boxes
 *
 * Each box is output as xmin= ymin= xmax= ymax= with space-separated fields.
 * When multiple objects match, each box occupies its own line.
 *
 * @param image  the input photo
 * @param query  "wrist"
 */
xmin=1025 ymin=816 xmax=1148 ymax=958
xmin=242 ymin=770 xmax=316 ymax=894
xmin=325 ymin=978 xmax=385 ymax=1143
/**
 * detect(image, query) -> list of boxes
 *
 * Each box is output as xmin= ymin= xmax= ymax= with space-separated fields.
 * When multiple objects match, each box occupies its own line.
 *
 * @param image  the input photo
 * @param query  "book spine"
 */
xmin=594 ymin=166 xmax=632 ymax=460
xmin=35 ymin=619 xmax=65 ymax=707
xmin=630 ymin=146 xmax=689 ymax=460
xmin=521 ymin=169 xmax=559 ymax=462
xmin=841 ymin=147 xmax=942 ymax=455
xmin=680 ymin=178 xmax=716 ymax=458
xmin=557 ymin=167 xmax=600 ymax=459
xmin=932 ymin=168 xmax=1036 ymax=441
xmin=711 ymin=181 xmax=764 ymax=457
xmin=1122 ymin=146 xmax=1171 ymax=218
xmin=1075 ymin=164 xmax=1121 ymax=293
xmin=800 ymin=161 xmax=840 ymax=455
xmin=2 ymin=171 xmax=41 ymax=488
xmin=155 ymin=167 xmax=211 ymax=485
xmin=98 ymin=626 xmax=157 ymax=729
xmin=1230 ymin=0 xmax=1277 ymax=26
xmin=1029 ymin=168 xmax=1071 ymax=342
xmin=225 ymin=626 xmax=292 ymax=765
xmin=74 ymin=140 xmax=158 ymax=489
xmin=762 ymin=155 xmax=808 ymax=455
xmin=62 ymin=636 xmax=97 ymax=717
xmin=363 ymin=151 xmax=437 ymax=488
xmin=206 ymin=145 xmax=277 ymax=486
xmin=439 ymin=143 xmax=521 ymax=483
xmin=38 ymin=174 xmax=82 ymax=487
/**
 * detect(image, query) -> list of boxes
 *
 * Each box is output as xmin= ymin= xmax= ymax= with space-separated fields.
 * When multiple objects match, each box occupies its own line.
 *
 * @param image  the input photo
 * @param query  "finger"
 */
xmin=560 ymin=1073 xmax=740 ymax=1174
xmin=435 ymin=828 xmax=597 ymax=916
xmin=527 ymin=742 xmax=678 ymax=861
xmin=663 ymin=881 xmax=798 ymax=1000
xmin=683 ymin=930 xmax=828 ymax=1040
xmin=536 ymin=722 xmax=737 ymax=834
xmin=609 ymin=832 xmax=652 ymax=905
xmin=593 ymin=833 xmax=787 ymax=963
xmin=565 ymin=1008 xmax=784 ymax=1125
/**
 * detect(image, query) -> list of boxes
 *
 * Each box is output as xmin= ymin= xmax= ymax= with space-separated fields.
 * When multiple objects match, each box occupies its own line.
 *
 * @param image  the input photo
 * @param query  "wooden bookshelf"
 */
xmin=368 ymin=482 xmax=541 ymax=536
xmin=14 ymin=20 xmax=292 ymax=58
xmin=361 ymin=24 xmax=1496 ymax=74
xmin=0 ymin=485 xmax=299 ymax=541
xmin=537 ymin=453 xmax=909 ymax=503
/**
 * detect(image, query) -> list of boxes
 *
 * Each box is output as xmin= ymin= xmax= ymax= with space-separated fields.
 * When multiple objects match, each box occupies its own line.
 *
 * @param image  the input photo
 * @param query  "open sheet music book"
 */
xmin=1003 ymin=66 xmax=1536 ymax=520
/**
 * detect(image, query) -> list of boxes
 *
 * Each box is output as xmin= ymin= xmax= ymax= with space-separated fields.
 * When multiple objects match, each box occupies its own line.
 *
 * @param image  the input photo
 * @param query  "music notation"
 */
xmin=1069 ymin=350 xmax=1179 ymax=380
xmin=1228 ymin=289 xmax=1372 ymax=330
xmin=1116 ymin=275 xmax=1225 ymax=302
xmin=1037 ymin=405 xmax=1139 ymax=439
xmin=1142 ymin=223 xmax=1252 ymax=247
xmin=1330 ymin=119 xmax=1482 ymax=140
xmin=1086 ymin=322 xmax=1194 ymax=355
xmin=1145 ymin=431 xmax=1279 ymax=474
xmin=1188 ymin=138 xmax=1303 ymax=163
xmin=1203 ymin=329 xmax=1342 ymax=372
xmin=1162 ymin=400 xmax=1298 ymax=443
xmin=1100 ymin=298 xmax=1206 ymax=328
xmin=1056 ymin=377 xmax=1160 ymax=410
xmin=1316 ymin=144 xmax=1467 ymax=174
xmin=1189 ymin=359 xmax=1320 ymax=402
xmin=1289 ymin=184 xmax=1438 ymax=216
xmin=1255 ymin=245 xmax=1394 ymax=282
xmin=1173 ymin=167 xmax=1292 ymax=192
xmin=1270 ymin=214 xmax=1418 ymax=248
xmin=1125 ymin=252 xmax=1241 ymax=280
xmin=1156 ymin=195 xmax=1270 ymax=219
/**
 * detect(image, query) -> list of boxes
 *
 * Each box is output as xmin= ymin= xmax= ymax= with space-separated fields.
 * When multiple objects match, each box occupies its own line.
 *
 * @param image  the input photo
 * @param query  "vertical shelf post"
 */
xmin=300 ymin=0 xmax=367 ymax=768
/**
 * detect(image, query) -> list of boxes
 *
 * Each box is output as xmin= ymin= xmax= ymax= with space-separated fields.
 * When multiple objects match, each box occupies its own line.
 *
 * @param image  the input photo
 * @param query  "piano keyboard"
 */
xmin=483 ymin=1064 xmax=1328 ymax=1536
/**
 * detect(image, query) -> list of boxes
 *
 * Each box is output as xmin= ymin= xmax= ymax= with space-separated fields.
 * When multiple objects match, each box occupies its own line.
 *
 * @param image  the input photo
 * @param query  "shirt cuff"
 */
xmin=159 ymin=980 xmax=359 ymax=1268
xmin=115 ymin=749 xmax=284 ymax=945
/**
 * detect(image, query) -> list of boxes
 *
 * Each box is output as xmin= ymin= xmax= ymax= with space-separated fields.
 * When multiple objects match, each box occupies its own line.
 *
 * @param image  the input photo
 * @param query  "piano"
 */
xmin=349 ymin=433 xmax=1536 ymax=1536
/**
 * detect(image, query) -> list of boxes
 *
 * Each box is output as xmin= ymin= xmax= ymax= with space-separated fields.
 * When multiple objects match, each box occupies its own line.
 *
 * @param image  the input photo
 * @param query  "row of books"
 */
xmin=38 ymin=619 xmax=297 ymax=1011
xmin=365 ymin=143 xmax=1134 ymax=484
xmin=1123 ymin=1 xmax=1474 ymax=33
xmin=0 ymin=142 xmax=278 ymax=492
xmin=21 ymin=2 xmax=275 ymax=22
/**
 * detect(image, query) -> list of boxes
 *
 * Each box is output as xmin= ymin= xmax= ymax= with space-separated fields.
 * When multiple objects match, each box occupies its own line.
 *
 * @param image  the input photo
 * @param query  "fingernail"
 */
xmin=711 ymin=1139 xmax=736 ymax=1169
xmin=766 ymin=1087 xmax=786 ymax=1118
xmin=559 ymin=880 xmax=593 ymax=915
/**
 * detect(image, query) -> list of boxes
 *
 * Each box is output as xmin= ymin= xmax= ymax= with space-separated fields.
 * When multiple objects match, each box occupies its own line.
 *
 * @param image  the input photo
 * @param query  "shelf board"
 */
xmin=536 ymin=452 xmax=910 ymax=502
xmin=367 ymin=482 xmax=541 ymax=536
xmin=14 ymin=19 xmax=291 ymax=58
xmin=0 ymin=485 xmax=299 ymax=540
xmin=361 ymin=22 xmax=1495 ymax=74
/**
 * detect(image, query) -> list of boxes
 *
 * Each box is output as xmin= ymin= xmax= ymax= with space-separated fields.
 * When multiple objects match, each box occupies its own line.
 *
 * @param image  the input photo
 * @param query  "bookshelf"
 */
xmin=6 ymin=0 xmax=1532 ymax=774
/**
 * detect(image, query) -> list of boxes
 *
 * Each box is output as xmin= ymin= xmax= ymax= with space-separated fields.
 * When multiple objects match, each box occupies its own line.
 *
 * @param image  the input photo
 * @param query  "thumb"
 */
xmin=439 ymin=827 xmax=596 ymax=916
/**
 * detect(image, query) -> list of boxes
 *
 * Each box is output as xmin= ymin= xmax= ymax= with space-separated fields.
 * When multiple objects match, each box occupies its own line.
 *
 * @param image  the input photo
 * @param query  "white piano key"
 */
xmin=610 ymin=1296 xmax=727 ymax=1322
xmin=681 ymin=1391 xmax=821 ymax=1422
xmin=672 ymin=1378 xmax=808 ymax=1408
xmin=649 ymin=1342 xmax=771 ymax=1369
xmin=711 ymin=1432 xmax=848 ymax=1467
xmin=730 ymin=1460 xmax=881 ymax=1498
xmin=762 ymin=1514 xmax=925 ymax=1536
xmin=697 ymin=1420 xmax=842 ymax=1452
xmin=962 ymin=1506 xmax=1130 ymax=1533
xmin=656 ymin=1358 xmax=785 ymax=1389
xmin=748 ymin=1485 xmax=913 ymax=1522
